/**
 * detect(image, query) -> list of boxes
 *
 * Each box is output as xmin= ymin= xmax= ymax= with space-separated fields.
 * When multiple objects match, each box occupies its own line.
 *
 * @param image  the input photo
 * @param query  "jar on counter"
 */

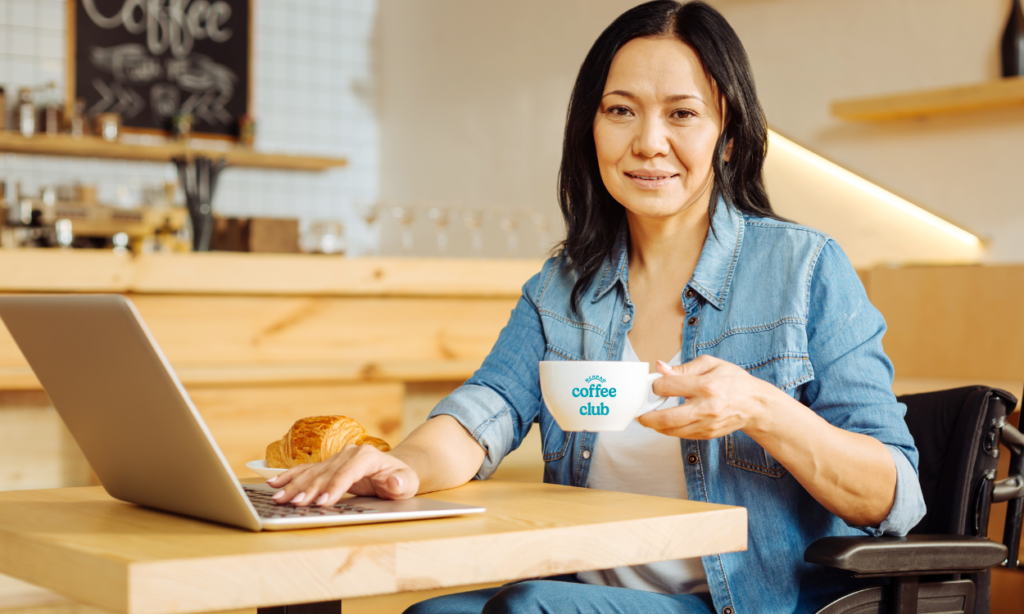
xmin=69 ymin=98 xmax=87 ymax=139
xmin=17 ymin=88 xmax=36 ymax=138
xmin=39 ymin=82 xmax=61 ymax=137
xmin=96 ymin=113 xmax=121 ymax=142
xmin=238 ymin=114 xmax=256 ymax=148
xmin=171 ymin=113 xmax=193 ymax=141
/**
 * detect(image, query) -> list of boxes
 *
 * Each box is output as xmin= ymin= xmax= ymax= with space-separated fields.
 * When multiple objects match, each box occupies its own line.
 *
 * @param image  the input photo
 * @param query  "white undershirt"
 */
xmin=576 ymin=337 xmax=710 ymax=595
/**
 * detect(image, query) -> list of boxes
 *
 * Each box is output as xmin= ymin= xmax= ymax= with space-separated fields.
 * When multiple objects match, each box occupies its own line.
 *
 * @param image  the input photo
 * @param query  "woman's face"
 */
xmin=593 ymin=36 xmax=725 ymax=221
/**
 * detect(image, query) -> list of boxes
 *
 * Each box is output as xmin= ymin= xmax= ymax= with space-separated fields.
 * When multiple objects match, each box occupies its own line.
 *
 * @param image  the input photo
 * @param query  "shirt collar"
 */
xmin=688 ymin=201 xmax=744 ymax=310
xmin=591 ymin=225 xmax=630 ymax=304
xmin=591 ymin=200 xmax=744 ymax=311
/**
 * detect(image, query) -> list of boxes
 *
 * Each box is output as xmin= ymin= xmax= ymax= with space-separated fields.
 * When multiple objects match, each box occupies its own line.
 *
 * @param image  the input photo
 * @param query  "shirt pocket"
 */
xmin=726 ymin=431 xmax=787 ymax=478
xmin=540 ymin=413 xmax=571 ymax=461
xmin=538 ymin=307 xmax=607 ymax=362
xmin=742 ymin=353 xmax=814 ymax=392
xmin=539 ymin=346 xmax=573 ymax=461
xmin=725 ymin=354 xmax=811 ymax=477
xmin=703 ymin=321 xmax=813 ymax=478
xmin=700 ymin=318 xmax=815 ymax=392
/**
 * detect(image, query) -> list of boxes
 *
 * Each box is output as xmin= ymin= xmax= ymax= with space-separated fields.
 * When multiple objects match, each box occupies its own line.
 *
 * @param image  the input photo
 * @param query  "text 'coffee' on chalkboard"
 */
xmin=69 ymin=0 xmax=251 ymax=138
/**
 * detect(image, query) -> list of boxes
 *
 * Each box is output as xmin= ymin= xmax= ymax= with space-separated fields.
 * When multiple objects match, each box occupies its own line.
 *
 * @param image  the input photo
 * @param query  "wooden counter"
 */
xmin=0 ymin=252 xmax=542 ymax=487
xmin=0 ymin=251 xmax=541 ymax=386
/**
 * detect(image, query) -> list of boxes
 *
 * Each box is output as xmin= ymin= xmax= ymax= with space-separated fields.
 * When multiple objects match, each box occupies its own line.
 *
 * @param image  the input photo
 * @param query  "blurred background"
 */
xmin=0 ymin=0 xmax=1019 ymax=263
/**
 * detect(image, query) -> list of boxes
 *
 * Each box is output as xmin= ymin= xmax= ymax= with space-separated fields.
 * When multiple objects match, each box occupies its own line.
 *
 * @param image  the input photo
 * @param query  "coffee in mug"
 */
xmin=539 ymin=361 xmax=666 ymax=431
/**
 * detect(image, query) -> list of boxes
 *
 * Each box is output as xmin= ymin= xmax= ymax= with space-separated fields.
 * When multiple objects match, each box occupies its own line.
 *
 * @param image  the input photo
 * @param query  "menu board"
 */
xmin=67 ymin=0 xmax=251 ymax=138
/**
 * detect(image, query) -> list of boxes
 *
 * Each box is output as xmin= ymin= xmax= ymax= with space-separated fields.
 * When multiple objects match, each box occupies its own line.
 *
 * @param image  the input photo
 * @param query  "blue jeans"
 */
xmin=402 ymin=575 xmax=716 ymax=614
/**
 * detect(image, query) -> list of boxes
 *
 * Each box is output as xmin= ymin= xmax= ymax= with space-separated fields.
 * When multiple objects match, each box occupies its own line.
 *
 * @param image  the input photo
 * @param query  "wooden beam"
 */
xmin=0 ymin=293 xmax=509 ymax=390
xmin=832 ymin=77 xmax=1024 ymax=121
xmin=129 ymin=253 xmax=542 ymax=298
xmin=0 ymin=252 xmax=540 ymax=298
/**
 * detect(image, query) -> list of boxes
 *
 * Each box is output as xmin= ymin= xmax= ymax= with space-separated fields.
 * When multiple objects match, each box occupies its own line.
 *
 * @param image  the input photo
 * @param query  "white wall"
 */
xmin=713 ymin=0 xmax=1023 ymax=262
xmin=375 ymin=0 xmax=625 ymax=257
xmin=376 ymin=0 xmax=1019 ymax=262
xmin=0 ymin=0 xmax=378 ymax=240
xmin=765 ymin=132 xmax=982 ymax=267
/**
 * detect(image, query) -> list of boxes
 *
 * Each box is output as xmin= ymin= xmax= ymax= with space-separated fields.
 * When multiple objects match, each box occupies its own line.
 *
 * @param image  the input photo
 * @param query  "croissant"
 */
xmin=265 ymin=416 xmax=392 ymax=469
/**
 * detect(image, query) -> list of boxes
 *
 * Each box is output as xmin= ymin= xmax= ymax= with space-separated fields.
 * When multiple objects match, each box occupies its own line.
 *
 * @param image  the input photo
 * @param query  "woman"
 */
xmin=269 ymin=2 xmax=926 ymax=612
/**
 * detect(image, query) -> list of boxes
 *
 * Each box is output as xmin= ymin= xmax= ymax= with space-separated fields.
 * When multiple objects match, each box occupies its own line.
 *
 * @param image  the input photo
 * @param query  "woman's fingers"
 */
xmin=319 ymin=459 xmax=418 ymax=505
xmin=270 ymin=445 xmax=361 ymax=505
xmin=269 ymin=445 xmax=418 ymax=507
xmin=293 ymin=446 xmax=379 ymax=506
xmin=266 ymin=463 xmax=310 ymax=488
xmin=652 ymin=371 xmax=706 ymax=399
xmin=651 ymin=356 xmax=723 ymax=398
xmin=639 ymin=404 xmax=735 ymax=439
xmin=641 ymin=356 xmax=770 ymax=440
xmin=664 ymin=355 xmax=720 ymax=376
xmin=638 ymin=403 xmax=699 ymax=432
xmin=368 ymin=466 xmax=419 ymax=500
xmin=310 ymin=448 xmax=391 ymax=506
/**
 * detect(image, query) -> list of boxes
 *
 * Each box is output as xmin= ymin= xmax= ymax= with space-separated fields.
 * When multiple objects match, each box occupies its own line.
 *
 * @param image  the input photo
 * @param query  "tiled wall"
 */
xmin=0 ymin=0 xmax=379 ymax=251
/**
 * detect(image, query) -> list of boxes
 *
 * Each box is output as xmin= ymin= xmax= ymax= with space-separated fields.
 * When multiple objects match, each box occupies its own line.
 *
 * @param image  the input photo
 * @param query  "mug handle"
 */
xmin=635 ymin=372 xmax=667 ymax=417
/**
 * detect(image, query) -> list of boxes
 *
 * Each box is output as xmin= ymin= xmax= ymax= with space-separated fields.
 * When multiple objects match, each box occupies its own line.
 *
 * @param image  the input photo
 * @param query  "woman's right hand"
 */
xmin=266 ymin=444 xmax=420 ymax=506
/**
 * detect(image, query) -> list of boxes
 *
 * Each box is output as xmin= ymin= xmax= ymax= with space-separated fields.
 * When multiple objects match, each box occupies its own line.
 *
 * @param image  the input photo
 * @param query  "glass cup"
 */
xmin=356 ymin=201 xmax=382 ymax=256
xmin=302 ymin=221 xmax=345 ymax=254
xmin=529 ymin=209 xmax=553 ymax=257
xmin=391 ymin=204 xmax=416 ymax=256
xmin=426 ymin=206 xmax=451 ymax=256
xmin=462 ymin=209 xmax=485 ymax=258
xmin=497 ymin=208 xmax=519 ymax=258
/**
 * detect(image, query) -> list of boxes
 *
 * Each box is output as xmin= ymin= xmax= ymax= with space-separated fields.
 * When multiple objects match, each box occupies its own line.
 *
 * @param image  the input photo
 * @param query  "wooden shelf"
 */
xmin=0 ymin=131 xmax=347 ymax=171
xmin=832 ymin=76 xmax=1024 ymax=121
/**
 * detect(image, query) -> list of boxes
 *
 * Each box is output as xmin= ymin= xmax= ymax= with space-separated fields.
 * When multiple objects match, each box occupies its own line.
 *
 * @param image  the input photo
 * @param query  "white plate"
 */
xmin=247 ymin=459 xmax=287 ymax=479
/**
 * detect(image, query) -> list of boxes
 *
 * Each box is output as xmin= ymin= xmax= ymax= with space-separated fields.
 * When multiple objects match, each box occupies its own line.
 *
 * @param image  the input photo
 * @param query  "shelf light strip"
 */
xmin=768 ymin=130 xmax=980 ymax=247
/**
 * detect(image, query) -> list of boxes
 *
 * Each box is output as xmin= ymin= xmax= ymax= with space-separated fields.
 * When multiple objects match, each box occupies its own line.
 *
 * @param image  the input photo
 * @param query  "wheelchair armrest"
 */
xmin=804 ymin=535 xmax=1007 ymax=577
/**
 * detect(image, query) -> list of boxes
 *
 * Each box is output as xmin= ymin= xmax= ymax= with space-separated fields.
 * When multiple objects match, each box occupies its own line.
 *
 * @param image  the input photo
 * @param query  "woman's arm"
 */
xmin=640 ymin=358 xmax=897 ymax=526
xmin=392 ymin=415 xmax=489 ymax=493
xmin=750 ymin=381 xmax=897 ymax=526
xmin=267 ymin=415 xmax=486 ymax=506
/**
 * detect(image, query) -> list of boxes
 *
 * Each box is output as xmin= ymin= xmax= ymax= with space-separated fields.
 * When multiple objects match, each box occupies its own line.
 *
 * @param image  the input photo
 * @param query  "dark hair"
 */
xmin=558 ymin=0 xmax=780 ymax=313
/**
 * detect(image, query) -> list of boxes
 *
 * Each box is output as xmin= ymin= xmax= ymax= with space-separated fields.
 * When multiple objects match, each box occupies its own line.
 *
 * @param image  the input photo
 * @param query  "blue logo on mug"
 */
xmin=572 ymin=375 xmax=616 ymax=415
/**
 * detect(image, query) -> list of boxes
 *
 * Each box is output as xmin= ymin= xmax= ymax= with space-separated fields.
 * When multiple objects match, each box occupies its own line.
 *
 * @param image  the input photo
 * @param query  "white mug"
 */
xmin=539 ymin=361 xmax=666 ymax=431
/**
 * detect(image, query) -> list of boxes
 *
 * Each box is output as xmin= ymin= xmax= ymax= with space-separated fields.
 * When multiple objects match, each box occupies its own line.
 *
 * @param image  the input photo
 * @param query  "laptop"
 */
xmin=0 ymin=294 xmax=485 ymax=531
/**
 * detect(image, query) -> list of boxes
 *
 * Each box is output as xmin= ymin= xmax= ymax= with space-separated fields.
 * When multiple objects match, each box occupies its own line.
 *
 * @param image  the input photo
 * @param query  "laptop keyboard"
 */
xmin=244 ymin=487 xmax=380 ymax=519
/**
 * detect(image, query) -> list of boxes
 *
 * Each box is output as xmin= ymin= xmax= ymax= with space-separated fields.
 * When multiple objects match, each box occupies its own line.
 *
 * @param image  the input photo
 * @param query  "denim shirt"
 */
xmin=429 ymin=202 xmax=927 ymax=614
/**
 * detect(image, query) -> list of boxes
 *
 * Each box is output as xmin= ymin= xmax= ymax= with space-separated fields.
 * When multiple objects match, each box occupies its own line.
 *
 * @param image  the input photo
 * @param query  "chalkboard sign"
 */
xmin=67 ymin=0 xmax=251 ymax=138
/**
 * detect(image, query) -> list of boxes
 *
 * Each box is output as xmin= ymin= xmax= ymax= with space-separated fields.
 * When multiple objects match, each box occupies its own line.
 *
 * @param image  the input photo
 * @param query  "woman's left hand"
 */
xmin=637 ymin=355 xmax=774 ymax=439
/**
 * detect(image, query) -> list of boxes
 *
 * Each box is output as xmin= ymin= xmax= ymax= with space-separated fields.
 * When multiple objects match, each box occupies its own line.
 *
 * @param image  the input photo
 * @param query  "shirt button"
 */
xmin=685 ymin=289 xmax=695 ymax=299
xmin=687 ymin=453 xmax=698 ymax=465
xmin=622 ymin=313 xmax=631 ymax=323
xmin=723 ymin=608 xmax=734 ymax=614
xmin=582 ymin=449 xmax=592 ymax=460
xmin=688 ymin=317 xmax=698 ymax=326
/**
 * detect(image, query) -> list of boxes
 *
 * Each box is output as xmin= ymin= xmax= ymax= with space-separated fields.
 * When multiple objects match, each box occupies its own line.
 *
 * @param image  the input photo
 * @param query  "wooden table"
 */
xmin=0 ymin=479 xmax=746 ymax=614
